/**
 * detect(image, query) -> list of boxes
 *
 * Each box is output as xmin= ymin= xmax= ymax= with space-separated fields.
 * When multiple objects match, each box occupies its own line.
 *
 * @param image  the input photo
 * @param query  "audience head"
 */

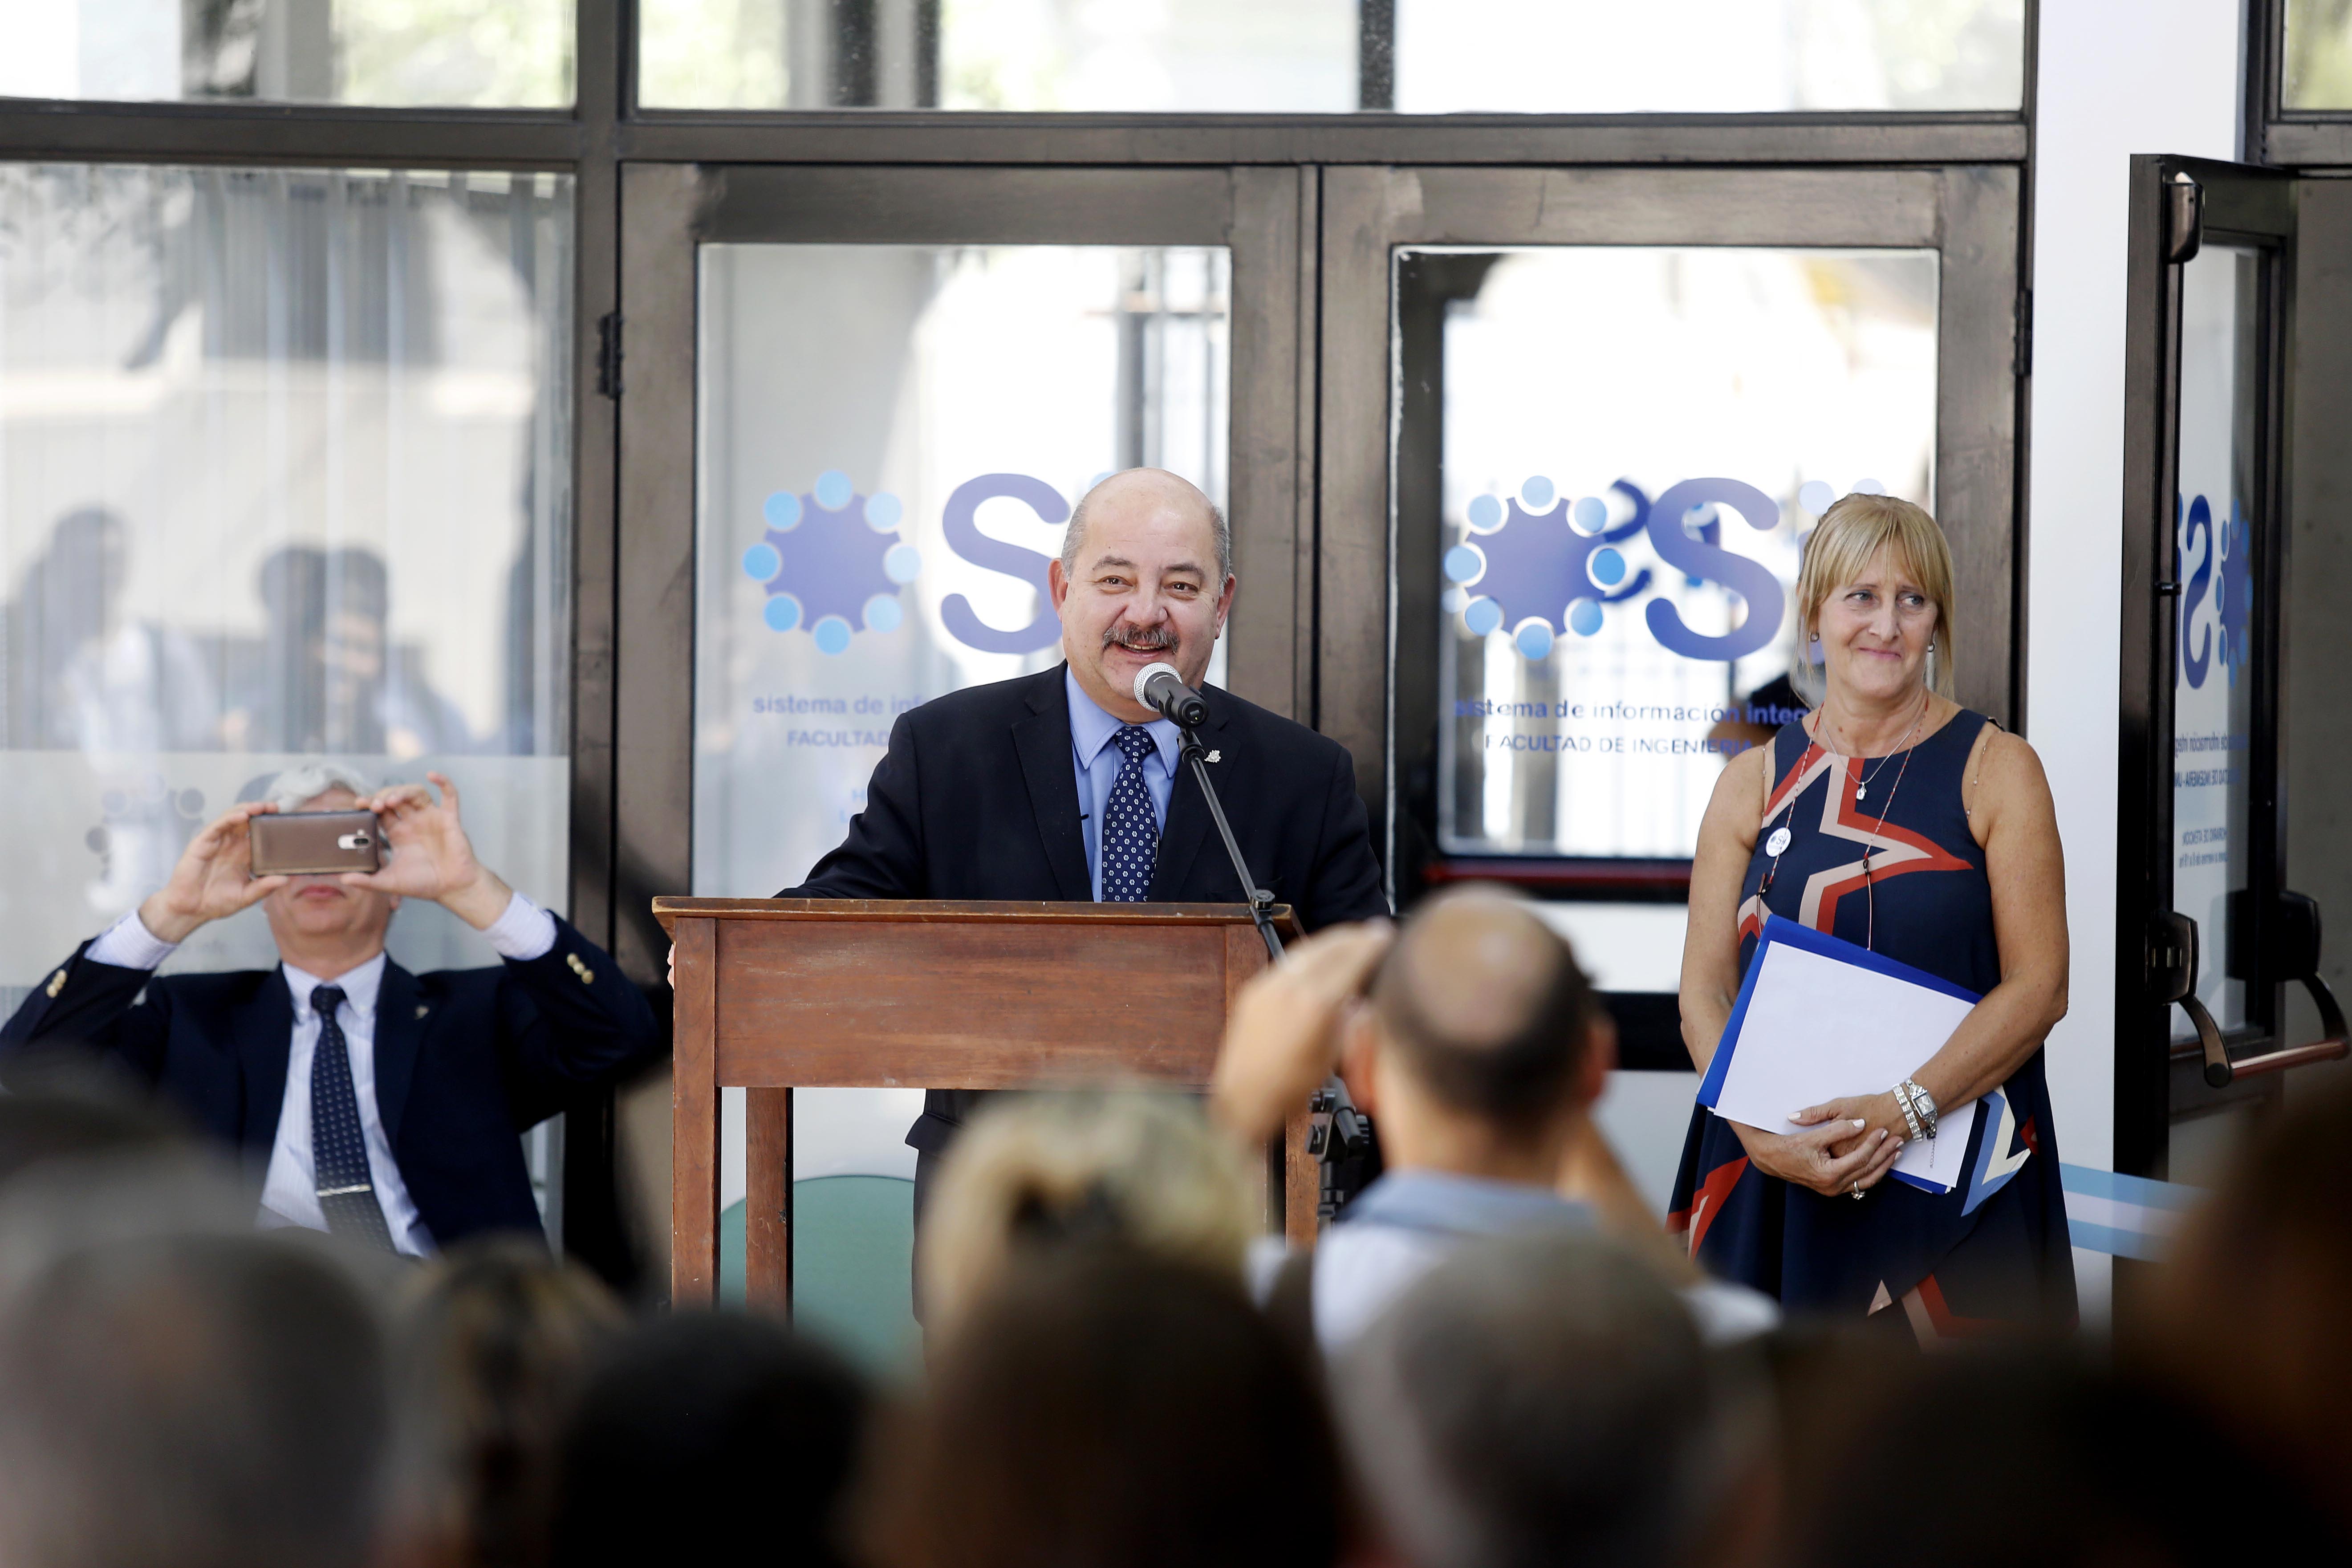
xmin=0 ymin=1066 xmax=190 ymax=1186
xmin=1350 ymin=886 xmax=1608 ymax=1169
xmin=2138 ymin=1077 xmax=2352 ymax=1522
xmin=918 ymin=1089 xmax=1258 ymax=1332
xmin=251 ymin=760 xmax=399 ymax=962
xmin=552 ymin=1311 xmax=866 ymax=1568
xmin=1052 ymin=467 xmax=1234 ymax=717
xmin=1787 ymin=1348 xmax=2347 ymax=1568
xmin=386 ymin=1239 xmax=626 ymax=1568
xmin=1336 ymin=1232 xmax=1714 ymax=1568
xmin=0 ymin=1233 xmax=387 ymax=1568
xmin=871 ymin=1249 xmax=1346 ymax=1568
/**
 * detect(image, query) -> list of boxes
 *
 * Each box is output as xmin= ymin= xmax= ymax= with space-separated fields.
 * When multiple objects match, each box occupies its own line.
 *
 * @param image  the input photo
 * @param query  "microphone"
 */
xmin=1133 ymin=662 xmax=1209 ymax=728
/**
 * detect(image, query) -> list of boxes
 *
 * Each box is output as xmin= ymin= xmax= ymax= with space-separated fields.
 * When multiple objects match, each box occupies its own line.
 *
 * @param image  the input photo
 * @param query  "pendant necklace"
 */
xmin=1756 ymin=692 xmax=1932 ymax=951
xmin=1820 ymin=690 xmax=1928 ymax=803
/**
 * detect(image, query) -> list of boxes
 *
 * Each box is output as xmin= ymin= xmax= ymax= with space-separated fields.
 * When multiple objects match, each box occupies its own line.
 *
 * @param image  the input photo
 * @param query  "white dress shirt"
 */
xmin=1065 ymin=666 xmax=1182 ymax=900
xmin=86 ymin=891 xmax=559 ymax=1256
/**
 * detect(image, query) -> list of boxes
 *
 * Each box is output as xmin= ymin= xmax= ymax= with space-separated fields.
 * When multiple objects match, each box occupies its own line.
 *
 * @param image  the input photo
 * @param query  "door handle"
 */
xmin=2157 ymin=894 xmax=2350 ymax=1088
xmin=2149 ymin=910 xmax=2232 ymax=1087
xmin=2166 ymin=171 xmax=2204 ymax=265
xmin=2222 ymin=891 xmax=2350 ymax=1082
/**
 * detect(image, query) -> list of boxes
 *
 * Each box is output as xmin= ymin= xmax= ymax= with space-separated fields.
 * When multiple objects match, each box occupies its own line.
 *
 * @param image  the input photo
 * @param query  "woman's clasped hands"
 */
xmin=1733 ymin=1089 xmax=1910 ymax=1198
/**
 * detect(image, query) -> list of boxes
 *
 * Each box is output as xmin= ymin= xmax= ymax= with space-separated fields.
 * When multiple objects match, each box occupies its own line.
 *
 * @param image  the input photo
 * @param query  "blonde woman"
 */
xmin=1667 ymin=494 xmax=2075 ymax=1338
xmin=916 ymin=1089 xmax=1259 ymax=1335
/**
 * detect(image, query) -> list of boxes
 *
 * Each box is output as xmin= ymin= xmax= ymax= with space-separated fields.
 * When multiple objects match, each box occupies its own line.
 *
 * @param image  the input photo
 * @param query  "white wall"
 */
xmin=2026 ymin=0 xmax=2243 ymax=1321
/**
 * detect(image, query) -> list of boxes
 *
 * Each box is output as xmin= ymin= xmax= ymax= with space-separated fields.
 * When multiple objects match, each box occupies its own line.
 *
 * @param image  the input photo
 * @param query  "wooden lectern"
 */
xmin=654 ymin=897 xmax=1310 ymax=1310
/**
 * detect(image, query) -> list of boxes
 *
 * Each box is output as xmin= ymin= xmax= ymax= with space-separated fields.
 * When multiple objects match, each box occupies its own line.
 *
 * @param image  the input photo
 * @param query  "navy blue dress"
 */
xmin=1666 ymin=711 xmax=2077 ymax=1338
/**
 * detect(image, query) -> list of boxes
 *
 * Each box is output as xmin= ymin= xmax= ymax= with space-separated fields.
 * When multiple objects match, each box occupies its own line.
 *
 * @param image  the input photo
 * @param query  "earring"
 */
xmin=1928 ymin=641 xmax=1937 ymax=652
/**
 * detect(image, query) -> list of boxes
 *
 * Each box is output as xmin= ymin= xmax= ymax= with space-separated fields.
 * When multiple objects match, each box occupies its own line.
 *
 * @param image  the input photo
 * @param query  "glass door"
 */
xmin=1320 ymin=166 xmax=2021 ymax=1095
xmin=616 ymin=163 xmax=1305 ymax=1347
xmin=2118 ymin=156 xmax=2347 ymax=1179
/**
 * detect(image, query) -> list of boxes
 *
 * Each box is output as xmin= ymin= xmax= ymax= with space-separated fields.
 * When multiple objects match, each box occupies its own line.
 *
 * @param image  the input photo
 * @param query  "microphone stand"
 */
xmin=1178 ymin=726 xmax=1284 ymax=963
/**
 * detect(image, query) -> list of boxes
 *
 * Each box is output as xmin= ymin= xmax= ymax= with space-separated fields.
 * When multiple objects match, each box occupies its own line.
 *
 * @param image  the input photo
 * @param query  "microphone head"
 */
xmin=1132 ymin=662 xmax=1183 ymax=707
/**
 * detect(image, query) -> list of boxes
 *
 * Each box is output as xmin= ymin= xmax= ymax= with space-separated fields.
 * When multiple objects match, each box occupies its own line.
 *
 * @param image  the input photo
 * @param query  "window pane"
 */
xmin=2285 ymin=0 xmax=2352 ymax=108
xmin=0 ymin=164 xmax=574 ymax=999
xmin=0 ymin=1 xmax=573 ymax=106
xmin=695 ymin=242 xmax=1228 ymax=897
xmin=2171 ymin=245 xmax=2261 ymax=1039
xmin=694 ymin=241 xmax=1228 ymax=1372
xmin=638 ymin=0 xmax=2022 ymax=111
xmin=1414 ymin=246 xmax=1938 ymax=861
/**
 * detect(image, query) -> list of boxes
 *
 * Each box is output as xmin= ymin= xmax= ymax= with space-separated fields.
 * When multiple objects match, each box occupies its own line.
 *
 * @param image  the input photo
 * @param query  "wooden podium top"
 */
xmin=653 ymin=897 xmax=1299 ymax=934
xmin=662 ymin=894 xmax=1316 ymax=1304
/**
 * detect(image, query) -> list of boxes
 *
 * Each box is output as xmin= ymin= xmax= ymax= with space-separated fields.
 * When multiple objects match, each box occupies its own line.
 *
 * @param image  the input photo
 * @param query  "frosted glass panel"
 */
xmin=638 ymin=0 xmax=2023 ymax=111
xmin=0 ymin=0 xmax=573 ymax=106
xmin=0 ymin=165 xmax=574 ymax=992
xmin=2170 ymin=245 xmax=2260 ymax=1039
xmin=2285 ymin=0 xmax=2352 ymax=108
xmin=693 ymin=242 xmax=1228 ymax=902
xmin=1418 ymin=246 xmax=1938 ymax=861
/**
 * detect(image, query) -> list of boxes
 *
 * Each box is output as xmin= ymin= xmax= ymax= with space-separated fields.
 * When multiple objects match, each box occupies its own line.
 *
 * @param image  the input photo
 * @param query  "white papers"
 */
xmin=1699 ymin=918 xmax=1980 ymax=1193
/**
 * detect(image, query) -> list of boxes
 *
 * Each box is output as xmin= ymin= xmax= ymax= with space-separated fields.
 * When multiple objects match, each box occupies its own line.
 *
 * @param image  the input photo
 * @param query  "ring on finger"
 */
xmin=1850 ymin=1182 xmax=1866 ymax=1199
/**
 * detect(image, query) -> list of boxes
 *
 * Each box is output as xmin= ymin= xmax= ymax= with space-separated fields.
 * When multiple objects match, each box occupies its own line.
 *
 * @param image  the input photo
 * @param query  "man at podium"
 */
xmin=781 ymin=467 xmax=1389 ymax=1207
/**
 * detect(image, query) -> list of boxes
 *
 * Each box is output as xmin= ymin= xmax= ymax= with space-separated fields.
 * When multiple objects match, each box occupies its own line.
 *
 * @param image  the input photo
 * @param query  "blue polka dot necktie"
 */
xmin=309 ymin=985 xmax=395 ymax=1251
xmin=1100 ymin=725 xmax=1161 ymax=902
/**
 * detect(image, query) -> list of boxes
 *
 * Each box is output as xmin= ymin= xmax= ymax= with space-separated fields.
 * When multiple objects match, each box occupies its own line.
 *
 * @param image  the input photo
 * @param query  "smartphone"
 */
xmin=248 ymin=810 xmax=383 ymax=877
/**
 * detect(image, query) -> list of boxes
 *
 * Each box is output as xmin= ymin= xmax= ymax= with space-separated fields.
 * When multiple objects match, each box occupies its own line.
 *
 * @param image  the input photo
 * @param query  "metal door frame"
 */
xmin=2115 ymin=154 xmax=2345 ymax=1178
xmin=612 ymin=162 xmax=1311 ymax=973
xmin=1317 ymin=164 xmax=2025 ymax=902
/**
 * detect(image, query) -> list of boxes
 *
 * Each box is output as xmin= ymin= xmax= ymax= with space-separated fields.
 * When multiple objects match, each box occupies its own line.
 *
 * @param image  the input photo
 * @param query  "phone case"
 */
xmin=248 ymin=810 xmax=384 ymax=877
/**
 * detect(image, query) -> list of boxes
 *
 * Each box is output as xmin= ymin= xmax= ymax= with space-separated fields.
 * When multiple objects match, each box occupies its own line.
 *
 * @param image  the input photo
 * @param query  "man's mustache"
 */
xmin=1101 ymin=625 xmax=1178 ymax=654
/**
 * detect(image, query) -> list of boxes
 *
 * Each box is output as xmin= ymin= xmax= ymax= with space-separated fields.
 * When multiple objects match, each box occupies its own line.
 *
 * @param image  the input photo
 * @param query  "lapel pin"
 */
xmin=415 ymin=1005 xmax=429 ymax=1019
xmin=1206 ymin=750 xmax=1222 ymax=764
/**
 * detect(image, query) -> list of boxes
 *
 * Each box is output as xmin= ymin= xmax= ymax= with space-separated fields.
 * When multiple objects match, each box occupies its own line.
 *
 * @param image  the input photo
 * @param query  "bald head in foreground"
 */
xmin=1213 ymin=886 xmax=1777 ymax=1352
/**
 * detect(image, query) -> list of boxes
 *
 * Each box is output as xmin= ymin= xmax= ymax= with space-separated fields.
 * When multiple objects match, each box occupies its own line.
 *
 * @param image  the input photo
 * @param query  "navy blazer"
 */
xmin=0 ymin=915 xmax=661 ymax=1248
xmin=782 ymin=664 xmax=1390 ymax=1147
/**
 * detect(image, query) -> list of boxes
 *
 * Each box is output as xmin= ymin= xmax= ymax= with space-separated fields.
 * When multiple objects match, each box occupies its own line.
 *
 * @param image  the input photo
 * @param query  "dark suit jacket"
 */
xmin=782 ymin=664 xmax=1390 ymax=1149
xmin=0 ymin=916 xmax=661 ymax=1247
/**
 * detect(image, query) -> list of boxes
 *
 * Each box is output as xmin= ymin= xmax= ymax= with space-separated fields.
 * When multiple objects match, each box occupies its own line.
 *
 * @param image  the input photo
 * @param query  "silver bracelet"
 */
xmin=1892 ymin=1084 xmax=1924 ymax=1142
xmin=1900 ymin=1078 xmax=1939 ymax=1139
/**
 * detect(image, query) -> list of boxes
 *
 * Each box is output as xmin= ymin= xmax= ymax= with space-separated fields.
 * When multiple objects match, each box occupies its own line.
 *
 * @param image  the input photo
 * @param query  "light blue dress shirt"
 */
xmin=1066 ymin=666 xmax=1182 ymax=901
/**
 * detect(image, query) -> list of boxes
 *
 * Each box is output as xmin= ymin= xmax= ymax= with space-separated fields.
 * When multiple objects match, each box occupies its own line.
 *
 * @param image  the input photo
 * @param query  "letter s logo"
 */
xmin=938 ymin=473 xmax=1068 ymax=655
xmin=1641 ymin=478 xmax=1785 ymax=661
xmin=2179 ymin=493 xmax=2213 ymax=690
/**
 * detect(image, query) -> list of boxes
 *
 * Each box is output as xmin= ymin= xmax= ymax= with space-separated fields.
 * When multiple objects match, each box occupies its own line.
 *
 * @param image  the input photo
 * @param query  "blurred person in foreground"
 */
xmin=1785 ymin=1348 xmax=2346 ymax=1568
xmin=1340 ymin=1232 xmax=1757 ymax=1568
xmin=2135 ymin=1078 xmax=2352 ymax=1531
xmin=915 ymin=1087 xmax=1260 ymax=1334
xmin=0 ymin=1232 xmax=387 ymax=1568
xmin=1213 ymin=887 xmax=1776 ymax=1352
xmin=868 ymin=1248 xmax=1351 ymax=1568
xmin=552 ymin=1312 xmax=866 ymax=1568
xmin=0 ymin=762 xmax=661 ymax=1255
xmin=1672 ymin=493 xmax=2074 ymax=1336
xmin=385 ymin=1239 xmax=627 ymax=1568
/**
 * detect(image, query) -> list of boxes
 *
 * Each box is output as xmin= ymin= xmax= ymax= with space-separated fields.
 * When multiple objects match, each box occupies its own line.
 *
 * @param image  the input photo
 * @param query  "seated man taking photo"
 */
xmin=0 ymin=765 xmax=660 ymax=1255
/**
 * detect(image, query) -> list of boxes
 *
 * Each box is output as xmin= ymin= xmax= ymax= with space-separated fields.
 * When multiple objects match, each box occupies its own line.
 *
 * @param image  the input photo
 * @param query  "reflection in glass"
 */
xmin=1414 ymin=246 xmax=1938 ymax=861
xmin=0 ymin=165 xmax=574 ymax=988
xmin=695 ymin=242 xmax=1229 ymax=1371
xmin=638 ymin=0 xmax=2023 ymax=111
xmin=0 ymin=0 xmax=573 ymax=106
xmin=2171 ymin=246 xmax=2260 ymax=1039
xmin=2285 ymin=0 xmax=2352 ymax=108
xmin=694 ymin=242 xmax=1227 ymax=899
xmin=1393 ymin=0 xmax=2023 ymax=111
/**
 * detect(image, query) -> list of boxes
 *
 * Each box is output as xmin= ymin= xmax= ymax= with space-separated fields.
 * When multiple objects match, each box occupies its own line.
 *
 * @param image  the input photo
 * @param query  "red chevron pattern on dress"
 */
xmin=1667 ymin=1154 xmax=1750 ymax=1258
